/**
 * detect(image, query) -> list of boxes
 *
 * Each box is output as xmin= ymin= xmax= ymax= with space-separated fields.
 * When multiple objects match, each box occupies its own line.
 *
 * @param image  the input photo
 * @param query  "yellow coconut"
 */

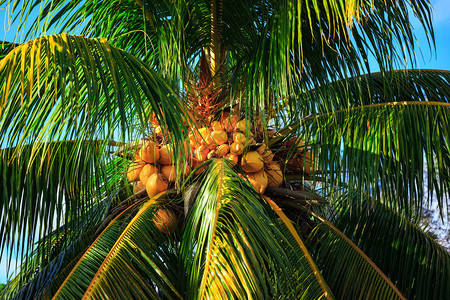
xmin=195 ymin=127 xmax=211 ymax=143
xmin=241 ymin=151 xmax=264 ymax=173
xmin=161 ymin=165 xmax=176 ymax=182
xmin=266 ymin=163 xmax=283 ymax=188
xmin=146 ymin=173 xmax=168 ymax=198
xmin=225 ymin=153 xmax=239 ymax=166
xmin=211 ymin=130 xmax=228 ymax=145
xmin=236 ymin=120 xmax=250 ymax=133
xmin=159 ymin=145 xmax=172 ymax=165
xmin=154 ymin=125 xmax=163 ymax=137
xmin=194 ymin=145 xmax=210 ymax=161
xmin=299 ymin=151 xmax=317 ymax=175
xmin=216 ymin=144 xmax=230 ymax=157
xmin=246 ymin=170 xmax=268 ymax=194
xmin=139 ymin=141 xmax=160 ymax=164
xmin=211 ymin=121 xmax=224 ymax=132
xmin=233 ymin=132 xmax=247 ymax=144
xmin=139 ymin=164 xmax=158 ymax=184
xmin=153 ymin=208 xmax=177 ymax=234
xmin=230 ymin=142 xmax=244 ymax=155
xmin=257 ymin=144 xmax=274 ymax=163
xmin=222 ymin=114 xmax=240 ymax=132
xmin=127 ymin=158 xmax=146 ymax=182
xmin=133 ymin=180 xmax=146 ymax=194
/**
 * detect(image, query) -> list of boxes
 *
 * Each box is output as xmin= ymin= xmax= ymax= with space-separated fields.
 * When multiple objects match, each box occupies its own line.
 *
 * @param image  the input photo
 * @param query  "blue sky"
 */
xmin=1 ymin=0 xmax=450 ymax=284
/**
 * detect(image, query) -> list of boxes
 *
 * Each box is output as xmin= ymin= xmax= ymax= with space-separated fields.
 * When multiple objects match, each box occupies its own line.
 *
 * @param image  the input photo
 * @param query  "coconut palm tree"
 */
xmin=0 ymin=0 xmax=449 ymax=299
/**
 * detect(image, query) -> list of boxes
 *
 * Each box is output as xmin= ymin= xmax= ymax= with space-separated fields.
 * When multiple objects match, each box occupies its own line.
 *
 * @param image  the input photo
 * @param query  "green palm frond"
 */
xmin=81 ymin=194 xmax=182 ymax=300
xmin=180 ymin=159 xmax=329 ymax=299
xmin=307 ymin=210 xmax=406 ymax=299
xmin=322 ymin=191 xmax=450 ymax=299
xmin=271 ymin=70 xmax=450 ymax=217
xmin=52 ymin=197 xmax=148 ymax=299
xmin=0 ymin=42 xmax=19 ymax=60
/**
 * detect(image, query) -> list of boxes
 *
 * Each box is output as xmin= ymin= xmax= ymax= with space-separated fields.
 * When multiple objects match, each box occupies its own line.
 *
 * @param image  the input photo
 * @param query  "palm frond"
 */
xmin=308 ymin=210 xmax=406 ymax=299
xmin=321 ymin=191 xmax=450 ymax=299
xmin=0 ymin=41 xmax=19 ymax=60
xmin=271 ymin=70 xmax=450 ymax=217
xmin=180 ymin=158 xmax=329 ymax=299
xmin=0 ymin=33 xmax=191 ymax=270
xmin=52 ymin=197 xmax=145 ymax=299
xmin=264 ymin=196 xmax=333 ymax=299
xmin=81 ymin=194 xmax=182 ymax=300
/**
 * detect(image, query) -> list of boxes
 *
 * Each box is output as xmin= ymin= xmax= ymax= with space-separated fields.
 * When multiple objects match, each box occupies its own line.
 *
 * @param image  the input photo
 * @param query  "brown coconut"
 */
xmin=139 ymin=164 xmax=158 ymax=184
xmin=146 ymin=173 xmax=168 ymax=198
xmin=139 ymin=141 xmax=160 ymax=164
xmin=266 ymin=163 xmax=283 ymax=188
xmin=153 ymin=208 xmax=177 ymax=234
xmin=241 ymin=151 xmax=264 ymax=173
xmin=246 ymin=170 xmax=268 ymax=194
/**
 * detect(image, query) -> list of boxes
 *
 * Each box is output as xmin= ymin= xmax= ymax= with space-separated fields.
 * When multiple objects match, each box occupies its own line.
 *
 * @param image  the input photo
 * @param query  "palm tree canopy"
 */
xmin=0 ymin=0 xmax=449 ymax=299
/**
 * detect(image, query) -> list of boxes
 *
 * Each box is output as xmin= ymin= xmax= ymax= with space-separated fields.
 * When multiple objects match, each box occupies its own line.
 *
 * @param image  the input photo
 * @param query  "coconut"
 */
xmin=194 ymin=146 xmax=210 ymax=161
xmin=127 ymin=158 xmax=146 ymax=182
xmin=139 ymin=141 xmax=160 ymax=164
xmin=257 ymin=144 xmax=274 ymax=163
xmin=222 ymin=114 xmax=239 ymax=132
xmin=225 ymin=153 xmax=239 ymax=166
xmin=161 ymin=165 xmax=176 ymax=182
xmin=211 ymin=130 xmax=228 ymax=145
xmin=233 ymin=132 xmax=247 ymax=144
xmin=211 ymin=121 xmax=224 ymax=132
xmin=230 ymin=142 xmax=244 ymax=155
xmin=159 ymin=145 xmax=172 ymax=165
xmin=266 ymin=163 xmax=283 ymax=188
xmin=236 ymin=120 xmax=250 ymax=133
xmin=133 ymin=180 xmax=146 ymax=194
xmin=153 ymin=208 xmax=177 ymax=234
xmin=300 ymin=151 xmax=317 ymax=175
xmin=139 ymin=164 xmax=158 ymax=184
xmin=246 ymin=170 xmax=268 ymax=194
xmin=241 ymin=151 xmax=264 ymax=172
xmin=216 ymin=144 xmax=230 ymax=157
xmin=146 ymin=173 xmax=168 ymax=198
xmin=195 ymin=127 xmax=211 ymax=143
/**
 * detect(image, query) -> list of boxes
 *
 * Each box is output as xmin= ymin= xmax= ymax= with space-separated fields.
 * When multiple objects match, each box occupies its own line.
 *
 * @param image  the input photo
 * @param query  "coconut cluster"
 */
xmin=184 ymin=112 xmax=284 ymax=194
xmin=127 ymin=111 xmax=285 ymax=203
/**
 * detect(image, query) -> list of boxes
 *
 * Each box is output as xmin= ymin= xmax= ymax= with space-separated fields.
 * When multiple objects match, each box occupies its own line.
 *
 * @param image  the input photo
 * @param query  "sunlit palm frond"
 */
xmin=322 ymin=191 xmax=450 ymax=299
xmin=308 ymin=210 xmax=406 ymax=299
xmin=80 ymin=193 xmax=182 ymax=300
xmin=181 ymin=159 xmax=330 ymax=299
xmin=52 ymin=197 xmax=148 ymax=299
xmin=0 ymin=42 xmax=19 ymax=60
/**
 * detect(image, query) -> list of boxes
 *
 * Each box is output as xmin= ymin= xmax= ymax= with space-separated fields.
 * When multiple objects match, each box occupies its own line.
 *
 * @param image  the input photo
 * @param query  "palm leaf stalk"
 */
xmin=0 ymin=0 xmax=449 ymax=299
